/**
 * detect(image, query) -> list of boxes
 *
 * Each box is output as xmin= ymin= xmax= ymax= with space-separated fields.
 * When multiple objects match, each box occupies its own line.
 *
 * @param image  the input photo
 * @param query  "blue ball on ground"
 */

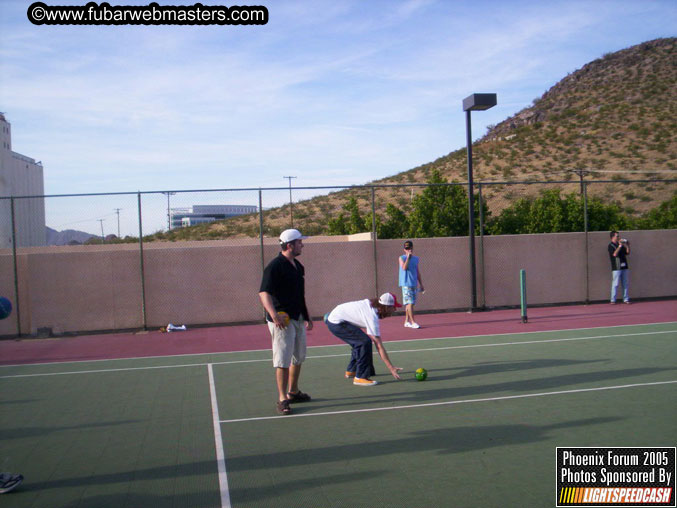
xmin=0 ymin=297 xmax=12 ymax=320
xmin=323 ymin=312 xmax=330 ymax=324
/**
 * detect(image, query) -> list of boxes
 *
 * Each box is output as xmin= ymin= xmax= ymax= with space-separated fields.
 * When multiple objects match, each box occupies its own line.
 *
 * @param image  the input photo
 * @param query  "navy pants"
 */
xmin=327 ymin=321 xmax=376 ymax=379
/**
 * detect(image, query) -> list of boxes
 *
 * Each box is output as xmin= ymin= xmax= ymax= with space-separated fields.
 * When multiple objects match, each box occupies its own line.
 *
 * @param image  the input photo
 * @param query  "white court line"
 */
xmin=1 ymin=329 xmax=675 ymax=379
xmin=220 ymin=380 xmax=677 ymax=424
xmin=208 ymin=364 xmax=231 ymax=508
xmin=2 ymin=320 xmax=675 ymax=369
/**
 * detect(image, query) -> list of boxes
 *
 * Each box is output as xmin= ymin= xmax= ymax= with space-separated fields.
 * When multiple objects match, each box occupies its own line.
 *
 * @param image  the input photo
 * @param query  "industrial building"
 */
xmin=0 ymin=113 xmax=46 ymax=248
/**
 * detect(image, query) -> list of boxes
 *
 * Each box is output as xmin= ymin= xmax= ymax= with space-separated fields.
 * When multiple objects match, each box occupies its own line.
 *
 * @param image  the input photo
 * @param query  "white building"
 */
xmin=0 ymin=113 xmax=46 ymax=248
xmin=171 ymin=204 xmax=258 ymax=229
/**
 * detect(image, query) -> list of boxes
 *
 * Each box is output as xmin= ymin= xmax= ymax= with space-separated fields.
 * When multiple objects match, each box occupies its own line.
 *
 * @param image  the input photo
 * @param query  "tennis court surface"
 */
xmin=1 ymin=300 xmax=676 ymax=507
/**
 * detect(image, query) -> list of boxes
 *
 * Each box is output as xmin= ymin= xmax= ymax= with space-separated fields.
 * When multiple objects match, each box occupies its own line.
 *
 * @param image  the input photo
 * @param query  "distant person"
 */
xmin=608 ymin=231 xmax=631 ymax=304
xmin=259 ymin=229 xmax=313 ymax=415
xmin=398 ymin=240 xmax=425 ymax=328
xmin=325 ymin=292 xmax=403 ymax=386
xmin=0 ymin=472 xmax=23 ymax=494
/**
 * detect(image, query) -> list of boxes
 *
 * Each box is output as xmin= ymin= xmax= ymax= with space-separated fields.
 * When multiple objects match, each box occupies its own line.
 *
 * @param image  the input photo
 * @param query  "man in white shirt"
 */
xmin=326 ymin=293 xmax=404 ymax=386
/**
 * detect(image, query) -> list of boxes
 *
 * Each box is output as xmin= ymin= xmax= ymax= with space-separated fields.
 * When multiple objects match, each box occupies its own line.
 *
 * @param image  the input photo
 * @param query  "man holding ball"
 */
xmin=259 ymin=229 xmax=313 ymax=415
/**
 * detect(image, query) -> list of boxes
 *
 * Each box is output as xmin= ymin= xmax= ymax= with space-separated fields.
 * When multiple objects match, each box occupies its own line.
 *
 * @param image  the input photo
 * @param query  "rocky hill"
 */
xmin=46 ymin=227 xmax=95 ymax=245
xmin=151 ymin=37 xmax=676 ymax=241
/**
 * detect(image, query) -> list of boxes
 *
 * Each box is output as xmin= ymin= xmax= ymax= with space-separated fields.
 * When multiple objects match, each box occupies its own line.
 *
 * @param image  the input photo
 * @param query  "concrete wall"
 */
xmin=1 ymin=230 xmax=675 ymax=337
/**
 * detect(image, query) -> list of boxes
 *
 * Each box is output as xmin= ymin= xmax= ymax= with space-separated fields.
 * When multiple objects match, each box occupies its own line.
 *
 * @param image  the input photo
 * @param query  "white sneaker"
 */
xmin=0 ymin=473 xmax=23 ymax=494
xmin=404 ymin=322 xmax=412 ymax=328
xmin=409 ymin=322 xmax=421 ymax=329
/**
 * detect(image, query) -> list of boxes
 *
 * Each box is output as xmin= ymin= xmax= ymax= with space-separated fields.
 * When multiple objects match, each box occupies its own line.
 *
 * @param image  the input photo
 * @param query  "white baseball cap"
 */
xmin=279 ymin=229 xmax=307 ymax=244
xmin=378 ymin=292 xmax=403 ymax=308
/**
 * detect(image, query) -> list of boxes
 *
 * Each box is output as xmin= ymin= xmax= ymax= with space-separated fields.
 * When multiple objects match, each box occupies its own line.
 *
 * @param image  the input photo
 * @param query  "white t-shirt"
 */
xmin=327 ymin=299 xmax=380 ymax=337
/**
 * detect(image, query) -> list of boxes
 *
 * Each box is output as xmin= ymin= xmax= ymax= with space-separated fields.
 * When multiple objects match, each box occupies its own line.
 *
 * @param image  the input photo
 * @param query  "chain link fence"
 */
xmin=1 ymin=179 xmax=675 ymax=337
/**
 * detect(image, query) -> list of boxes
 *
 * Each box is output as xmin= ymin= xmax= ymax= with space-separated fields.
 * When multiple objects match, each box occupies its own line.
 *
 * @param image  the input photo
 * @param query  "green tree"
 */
xmin=635 ymin=192 xmax=677 ymax=229
xmin=327 ymin=197 xmax=369 ymax=235
xmin=489 ymin=188 xmax=629 ymax=234
xmin=345 ymin=197 xmax=368 ymax=234
xmin=327 ymin=213 xmax=348 ymax=235
xmin=586 ymin=196 xmax=628 ymax=231
xmin=406 ymin=169 xmax=489 ymax=237
xmin=378 ymin=203 xmax=409 ymax=239
xmin=407 ymin=170 xmax=469 ymax=237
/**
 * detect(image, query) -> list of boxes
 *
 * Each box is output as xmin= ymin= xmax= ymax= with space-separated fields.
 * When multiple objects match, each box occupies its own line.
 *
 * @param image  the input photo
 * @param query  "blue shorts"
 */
xmin=402 ymin=286 xmax=417 ymax=305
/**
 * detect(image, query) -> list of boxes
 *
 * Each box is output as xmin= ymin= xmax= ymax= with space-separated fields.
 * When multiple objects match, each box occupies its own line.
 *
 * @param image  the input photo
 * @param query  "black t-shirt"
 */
xmin=608 ymin=242 xmax=629 ymax=271
xmin=259 ymin=253 xmax=309 ymax=322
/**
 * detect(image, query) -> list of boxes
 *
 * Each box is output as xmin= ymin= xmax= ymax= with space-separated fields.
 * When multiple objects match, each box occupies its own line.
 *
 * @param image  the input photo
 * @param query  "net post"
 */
xmin=520 ymin=269 xmax=528 ymax=323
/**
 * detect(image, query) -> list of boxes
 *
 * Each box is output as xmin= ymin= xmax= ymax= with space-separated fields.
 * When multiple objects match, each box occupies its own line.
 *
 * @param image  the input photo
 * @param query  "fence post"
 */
xmin=10 ymin=197 xmax=22 ymax=337
xmin=137 ymin=193 xmax=148 ymax=330
xmin=583 ymin=182 xmax=589 ymax=304
xmin=259 ymin=189 xmax=265 ymax=274
xmin=371 ymin=186 xmax=379 ymax=298
xmin=478 ymin=183 xmax=486 ymax=309
xmin=259 ymin=189 xmax=267 ymax=322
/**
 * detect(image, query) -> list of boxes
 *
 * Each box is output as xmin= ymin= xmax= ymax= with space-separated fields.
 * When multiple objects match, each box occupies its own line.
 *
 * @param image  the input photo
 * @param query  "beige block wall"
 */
xmin=24 ymin=250 xmax=143 ymax=334
xmin=481 ymin=232 xmax=588 ymax=307
xmin=1 ymin=230 xmax=675 ymax=336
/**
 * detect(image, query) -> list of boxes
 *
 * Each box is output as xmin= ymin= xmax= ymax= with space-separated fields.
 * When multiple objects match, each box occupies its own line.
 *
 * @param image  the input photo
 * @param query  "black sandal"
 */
xmin=276 ymin=399 xmax=292 ymax=415
xmin=287 ymin=390 xmax=311 ymax=403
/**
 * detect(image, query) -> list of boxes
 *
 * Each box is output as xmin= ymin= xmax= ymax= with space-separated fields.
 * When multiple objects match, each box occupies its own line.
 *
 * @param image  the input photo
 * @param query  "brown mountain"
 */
xmin=152 ymin=37 xmax=676 ymax=241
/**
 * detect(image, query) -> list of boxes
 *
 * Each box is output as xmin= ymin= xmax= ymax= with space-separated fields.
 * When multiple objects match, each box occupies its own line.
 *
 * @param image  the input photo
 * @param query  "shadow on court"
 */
xmin=424 ymin=358 xmax=607 ymax=380
xmin=0 ymin=420 xmax=139 ymax=441
xmin=227 ymin=416 xmax=621 ymax=471
xmin=20 ymin=462 xmax=385 ymax=507
xmin=291 ymin=363 xmax=676 ymax=414
xmin=21 ymin=461 xmax=215 ymax=490
xmin=15 ymin=492 xmax=219 ymax=508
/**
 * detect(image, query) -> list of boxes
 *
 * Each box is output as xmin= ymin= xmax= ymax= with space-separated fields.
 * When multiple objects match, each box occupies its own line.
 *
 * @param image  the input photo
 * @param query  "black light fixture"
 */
xmin=463 ymin=93 xmax=497 ymax=311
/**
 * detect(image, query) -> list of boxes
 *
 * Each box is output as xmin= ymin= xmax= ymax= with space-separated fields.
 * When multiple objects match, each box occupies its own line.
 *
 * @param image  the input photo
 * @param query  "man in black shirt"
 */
xmin=608 ymin=230 xmax=631 ymax=304
xmin=259 ymin=229 xmax=313 ymax=415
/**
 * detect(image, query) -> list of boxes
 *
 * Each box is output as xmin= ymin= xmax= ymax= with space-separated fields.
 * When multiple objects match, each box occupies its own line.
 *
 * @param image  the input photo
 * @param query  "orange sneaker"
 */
xmin=345 ymin=371 xmax=356 ymax=378
xmin=353 ymin=377 xmax=378 ymax=386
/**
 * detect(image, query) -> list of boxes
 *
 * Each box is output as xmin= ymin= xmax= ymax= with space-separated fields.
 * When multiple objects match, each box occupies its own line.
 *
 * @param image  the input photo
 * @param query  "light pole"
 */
xmin=283 ymin=176 xmax=297 ymax=228
xmin=463 ymin=93 xmax=497 ymax=311
xmin=162 ymin=192 xmax=176 ymax=231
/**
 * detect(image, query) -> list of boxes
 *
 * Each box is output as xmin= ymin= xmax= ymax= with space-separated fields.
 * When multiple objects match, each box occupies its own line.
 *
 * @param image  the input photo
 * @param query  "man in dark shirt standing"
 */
xmin=259 ymin=229 xmax=313 ymax=415
xmin=608 ymin=230 xmax=631 ymax=304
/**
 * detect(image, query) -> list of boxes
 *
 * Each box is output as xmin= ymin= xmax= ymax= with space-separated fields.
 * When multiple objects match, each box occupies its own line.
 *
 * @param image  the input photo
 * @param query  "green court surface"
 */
xmin=1 ymin=323 xmax=676 ymax=507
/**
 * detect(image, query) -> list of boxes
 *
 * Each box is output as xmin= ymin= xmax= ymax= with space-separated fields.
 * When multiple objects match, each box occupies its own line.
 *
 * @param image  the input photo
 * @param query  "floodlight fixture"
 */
xmin=462 ymin=93 xmax=497 ymax=111
xmin=463 ymin=93 xmax=497 ymax=311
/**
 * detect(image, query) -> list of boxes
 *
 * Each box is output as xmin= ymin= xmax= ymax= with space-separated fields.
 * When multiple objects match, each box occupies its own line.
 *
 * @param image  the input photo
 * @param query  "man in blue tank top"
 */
xmin=398 ymin=240 xmax=425 ymax=328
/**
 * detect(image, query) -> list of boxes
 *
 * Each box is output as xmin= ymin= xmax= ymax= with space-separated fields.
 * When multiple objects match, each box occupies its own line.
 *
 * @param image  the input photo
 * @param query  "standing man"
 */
xmin=398 ymin=240 xmax=425 ymax=328
xmin=259 ymin=229 xmax=313 ymax=415
xmin=608 ymin=231 xmax=631 ymax=304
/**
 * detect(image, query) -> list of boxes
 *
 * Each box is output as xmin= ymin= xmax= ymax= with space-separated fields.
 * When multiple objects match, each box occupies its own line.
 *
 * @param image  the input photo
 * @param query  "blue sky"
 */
xmin=1 ymin=0 xmax=675 ymax=234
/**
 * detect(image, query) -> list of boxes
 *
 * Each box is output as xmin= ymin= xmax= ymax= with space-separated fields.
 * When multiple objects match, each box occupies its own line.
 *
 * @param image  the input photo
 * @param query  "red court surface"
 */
xmin=1 ymin=299 xmax=675 ymax=366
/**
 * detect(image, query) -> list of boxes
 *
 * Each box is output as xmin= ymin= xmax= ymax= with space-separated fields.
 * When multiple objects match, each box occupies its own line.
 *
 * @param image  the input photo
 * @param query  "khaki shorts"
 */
xmin=268 ymin=318 xmax=307 ymax=368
